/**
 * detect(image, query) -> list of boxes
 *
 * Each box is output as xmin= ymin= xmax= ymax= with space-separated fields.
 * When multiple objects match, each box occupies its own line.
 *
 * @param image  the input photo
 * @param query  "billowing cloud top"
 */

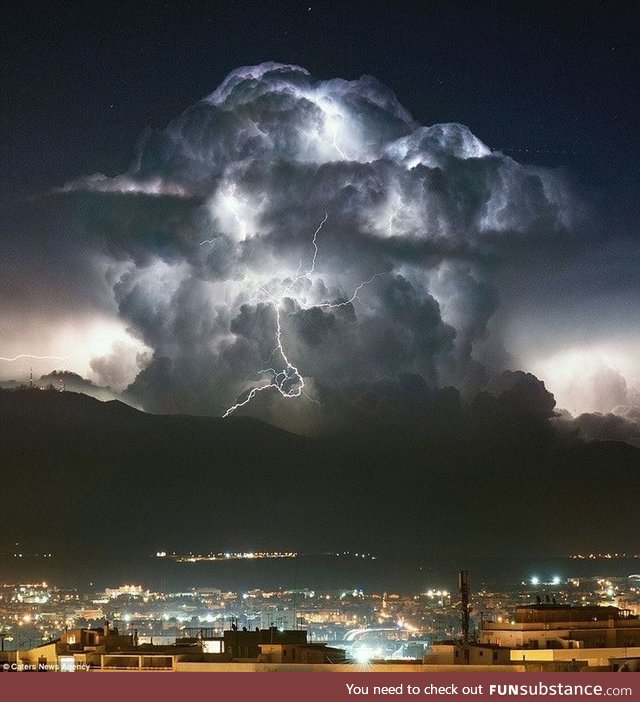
xmin=65 ymin=63 xmax=578 ymax=430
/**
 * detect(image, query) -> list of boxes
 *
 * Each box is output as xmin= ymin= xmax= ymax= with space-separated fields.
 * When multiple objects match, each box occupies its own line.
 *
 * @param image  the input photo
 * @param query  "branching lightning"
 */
xmin=316 ymin=274 xmax=383 ymax=310
xmin=223 ymin=213 xmax=379 ymax=417
xmin=222 ymin=301 xmax=304 ymax=417
xmin=282 ymin=212 xmax=327 ymax=295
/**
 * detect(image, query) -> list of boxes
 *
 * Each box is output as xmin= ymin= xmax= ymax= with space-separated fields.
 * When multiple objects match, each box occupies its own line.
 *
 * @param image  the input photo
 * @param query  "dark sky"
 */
xmin=1 ymin=1 xmax=639 ymax=437
xmin=3 ymin=1 xmax=638 ymax=191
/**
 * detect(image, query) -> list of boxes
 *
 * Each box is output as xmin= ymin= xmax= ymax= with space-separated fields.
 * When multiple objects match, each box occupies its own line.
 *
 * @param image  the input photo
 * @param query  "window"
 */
xmin=203 ymin=641 xmax=222 ymax=654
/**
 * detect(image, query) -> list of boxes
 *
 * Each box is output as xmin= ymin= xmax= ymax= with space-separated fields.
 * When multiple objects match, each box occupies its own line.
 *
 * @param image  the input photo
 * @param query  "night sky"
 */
xmin=1 ymin=1 xmax=639 ymax=442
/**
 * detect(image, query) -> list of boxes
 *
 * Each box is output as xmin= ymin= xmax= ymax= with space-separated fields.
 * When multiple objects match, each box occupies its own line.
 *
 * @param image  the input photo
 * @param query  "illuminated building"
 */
xmin=478 ymin=603 xmax=640 ymax=670
xmin=424 ymin=642 xmax=512 ymax=666
xmin=3 ymin=624 xmax=346 ymax=671
xmin=480 ymin=604 xmax=640 ymax=649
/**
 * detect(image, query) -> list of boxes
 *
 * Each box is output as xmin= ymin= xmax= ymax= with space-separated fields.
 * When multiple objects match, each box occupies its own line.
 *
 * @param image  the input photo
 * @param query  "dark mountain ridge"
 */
xmin=1 ymin=388 xmax=638 ymax=563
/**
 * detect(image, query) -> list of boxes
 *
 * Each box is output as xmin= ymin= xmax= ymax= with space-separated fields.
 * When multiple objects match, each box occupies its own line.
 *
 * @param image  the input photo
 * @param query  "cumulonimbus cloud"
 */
xmin=62 ymin=63 xmax=581 ymax=430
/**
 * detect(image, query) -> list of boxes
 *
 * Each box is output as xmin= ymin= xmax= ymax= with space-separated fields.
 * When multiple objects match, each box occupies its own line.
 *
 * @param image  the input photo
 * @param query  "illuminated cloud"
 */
xmin=58 ymin=173 xmax=191 ymax=198
xmin=532 ymin=349 xmax=631 ymax=415
xmin=42 ymin=64 xmax=589 ymax=429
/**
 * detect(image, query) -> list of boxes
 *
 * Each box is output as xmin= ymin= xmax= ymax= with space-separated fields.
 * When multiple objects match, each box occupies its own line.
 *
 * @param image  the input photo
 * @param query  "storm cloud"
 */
xmin=50 ymin=63 xmax=593 ymax=430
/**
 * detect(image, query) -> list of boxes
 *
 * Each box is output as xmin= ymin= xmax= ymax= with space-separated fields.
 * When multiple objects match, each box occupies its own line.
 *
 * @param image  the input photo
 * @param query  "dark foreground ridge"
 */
xmin=1 ymin=388 xmax=638 ymax=562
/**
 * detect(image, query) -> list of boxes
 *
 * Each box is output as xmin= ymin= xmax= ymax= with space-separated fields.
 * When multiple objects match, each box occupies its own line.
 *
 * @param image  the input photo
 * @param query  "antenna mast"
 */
xmin=459 ymin=570 xmax=471 ymax=644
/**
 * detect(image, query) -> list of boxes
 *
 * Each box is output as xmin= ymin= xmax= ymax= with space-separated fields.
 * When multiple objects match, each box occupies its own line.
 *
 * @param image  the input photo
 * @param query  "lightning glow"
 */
xmin=529 ymin=345 xmax=638 ymax=415
xmin=0 ymin=316 xmax=152 ymax=392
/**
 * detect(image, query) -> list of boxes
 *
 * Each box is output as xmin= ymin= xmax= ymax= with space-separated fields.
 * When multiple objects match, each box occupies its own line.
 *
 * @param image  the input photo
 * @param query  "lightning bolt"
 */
xmin=316 ymin=273 xmax=383 ymax=309
xmin=324 ymin=111 xmax=348 ymax=160
xmin=230 ymin=205 xmax=247 ymax=239
xmin=222 ymin=302 xmax=304 ymax=417
xmin=386 ymin=207 xmax=397 ymax=236
xmin=223 ymin=213 xmax=379 ymax=417
xmin=282 ymin=211 xmax=328 ymax=295
xmin=331 ymin=134 xmax=347 ymax=160
xmin=0 ymin=353 xmax=74 ymax=362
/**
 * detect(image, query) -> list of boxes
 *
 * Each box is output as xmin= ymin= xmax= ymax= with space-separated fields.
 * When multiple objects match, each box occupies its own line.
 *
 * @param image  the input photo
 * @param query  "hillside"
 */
xmin=1 ymin=388 xmax=638 ymax=561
